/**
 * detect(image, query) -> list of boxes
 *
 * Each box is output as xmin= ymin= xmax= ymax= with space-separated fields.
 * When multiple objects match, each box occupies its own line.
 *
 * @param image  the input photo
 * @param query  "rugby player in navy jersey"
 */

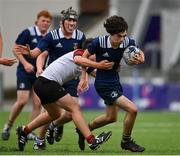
xmin=16 ymin=39 xmax=113 ymax=151
xmin=76 ymin=15 xmax=145 ymax=152
xmin=14 ymin=7 xmax=87 ymax=149
xmin=1 ymin=10 xmax=52 ymax=141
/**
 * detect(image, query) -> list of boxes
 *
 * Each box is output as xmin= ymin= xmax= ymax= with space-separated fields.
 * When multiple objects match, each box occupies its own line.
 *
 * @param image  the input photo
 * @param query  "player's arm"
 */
xmin=13 ymin=43 xmax=35 ymax=73
xmin=36 ymin=51 xmax=48 ymax=77
xmin=13 ymin=44 xmax=41 ymax=58
xmin=77 ymin=67 xmax=89 ymax=94
xmin=89 ymin=68 xmax=96 ymax=77
xmin=0 ymin=58 xmax=17 ymax=66
xmin=74 ymin=49 xmax=113 ymax=69
xmin=13 ymin=29 xmax=42 ymax=58
xmin=0 ymin=31 xmax=3 ymax=57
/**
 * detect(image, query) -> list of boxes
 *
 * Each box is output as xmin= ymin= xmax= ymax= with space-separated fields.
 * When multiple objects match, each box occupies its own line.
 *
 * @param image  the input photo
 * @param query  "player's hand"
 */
xmin=98 ymin=60 xmax=114 ymax=70
xmin=130 ymin=51 xmax=145 ymax=65
xmin=24 ymin=62 xmax=35 ymax=73
xmin=77 ymin=77 xmax=89 ymax=95
xmin=0 ymin=58 xmax=17 ymax=66
xmin=36 ymin=69 xmax=43 ymax=77
xmin=14 ymin=44 xmax=31 ymax=55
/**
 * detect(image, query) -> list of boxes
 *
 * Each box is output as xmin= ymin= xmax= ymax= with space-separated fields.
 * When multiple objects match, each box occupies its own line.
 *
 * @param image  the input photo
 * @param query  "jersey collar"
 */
xmin=35 ymin=26 xmax=43 ymax=36
xmin=107 ymin=36 xmax=127 ymax=48
xmin=58 ymin=27 xmax=76 ymax=39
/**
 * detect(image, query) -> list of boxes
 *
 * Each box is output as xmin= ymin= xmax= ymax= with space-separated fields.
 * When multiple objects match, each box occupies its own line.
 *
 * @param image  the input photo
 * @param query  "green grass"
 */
xmin=0 ymin=110 xmax=180 ymax=155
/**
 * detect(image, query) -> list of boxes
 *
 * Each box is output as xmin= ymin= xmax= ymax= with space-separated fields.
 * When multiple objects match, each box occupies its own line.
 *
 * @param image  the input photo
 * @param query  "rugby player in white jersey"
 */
xmin=16 ymin=38 xmax=114 ymax=151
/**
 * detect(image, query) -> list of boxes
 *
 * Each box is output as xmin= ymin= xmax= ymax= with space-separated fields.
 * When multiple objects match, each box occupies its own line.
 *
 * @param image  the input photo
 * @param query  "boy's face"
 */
xmin=110 ymin=31 xmax=127 ymax=47
xmin=36 ymin=16 xmax=52 ymax=34
xmin=63 ymin=18 xmax=77 ymax=34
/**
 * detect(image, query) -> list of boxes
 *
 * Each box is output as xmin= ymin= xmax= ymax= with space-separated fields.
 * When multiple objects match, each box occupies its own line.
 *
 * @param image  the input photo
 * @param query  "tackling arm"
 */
xmin=74 ymin=49 xmax=113 ymax=70
xmin=36 ymin=51 xmax=48 ymax=77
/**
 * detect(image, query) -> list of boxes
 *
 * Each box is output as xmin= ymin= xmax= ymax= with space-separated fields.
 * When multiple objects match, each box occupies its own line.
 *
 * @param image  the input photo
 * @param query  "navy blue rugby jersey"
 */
xmin=37 ymin=28 xmax=86 ymax=65
xmin=88 ymin=35 xmax=136 ymax=84
xmin=16 ymin=26 xmax=44 ymax=77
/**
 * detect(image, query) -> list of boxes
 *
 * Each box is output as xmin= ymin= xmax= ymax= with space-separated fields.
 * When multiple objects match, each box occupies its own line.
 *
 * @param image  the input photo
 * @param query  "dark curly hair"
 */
xmin=82 ymin=38 xmax=93 ymax=50
xmin=104 ymin=15 xmax=128 ymax=35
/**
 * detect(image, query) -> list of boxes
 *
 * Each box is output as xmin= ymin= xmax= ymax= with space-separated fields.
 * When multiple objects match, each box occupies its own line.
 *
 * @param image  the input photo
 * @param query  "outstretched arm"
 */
xmin=0 ymin=58 xmax=17 ymax=66
xmin=77 ymin=67 xmax=89 ymax=94
xmin=74 ymin=49 xmax=114 ymax=70
xmin=13 ymin=44 xmax=41 ymax=58
xmin=0 ymin=31 xmax=3 ymax=57
xmin=36 ymin=51 xmax=48 ymax=77
xmin=13 ymin=44 xmax=35 ymax=73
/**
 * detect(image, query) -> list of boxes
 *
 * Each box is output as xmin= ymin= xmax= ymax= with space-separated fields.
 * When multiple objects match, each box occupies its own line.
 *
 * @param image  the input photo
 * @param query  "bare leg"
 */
xmin=37 ymin=108 xmax=63 ymax=139
xmin=8 ymin=90 xmax=30 ymax=125
xmin=115 ymin=95 xmax=138 ymax=136
xmin=27 ymin=105 xmax=60 ymax=131
xmin=2 ymin=90 xmax=30 ymax=140
xmin=53 ymin=96 xmax=78 ymax=126
xmin=30 ymin=90 xmax=42 ymax=121
xmin=55 ymin=94 xmax=91 ymax=138
xmin=53 ymin=110 xmax=72 ymax=126
xmin=88 ymin=105 xmax=119 ymax=130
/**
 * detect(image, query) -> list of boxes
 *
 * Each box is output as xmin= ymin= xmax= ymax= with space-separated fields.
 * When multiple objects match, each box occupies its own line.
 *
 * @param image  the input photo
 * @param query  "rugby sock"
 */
xmin=122 ymin=134 xmax=131 ymax=142
xmin=35 ymin=137 xmax=45 ymax=144
xmin=6 ymin=120 xmax=13 ymax=130
xmin=86 ymin=134 xmax=95 ymax=144
xmin=3 ymin=123 xmax=12 ymax=132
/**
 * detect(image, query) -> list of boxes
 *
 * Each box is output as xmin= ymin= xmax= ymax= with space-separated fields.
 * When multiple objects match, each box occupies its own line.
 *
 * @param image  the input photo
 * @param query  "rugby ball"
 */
xmin=123 ymin=45 xmax=140 ymax=65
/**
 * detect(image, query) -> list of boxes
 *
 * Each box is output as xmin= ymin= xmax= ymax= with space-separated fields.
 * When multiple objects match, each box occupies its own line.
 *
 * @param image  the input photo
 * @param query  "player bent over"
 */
xmin=15 ymin=39 xmax=113 ymax=151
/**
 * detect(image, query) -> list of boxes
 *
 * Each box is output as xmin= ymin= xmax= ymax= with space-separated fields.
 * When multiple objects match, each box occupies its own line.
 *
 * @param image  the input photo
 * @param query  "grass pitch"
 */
xmin=0 ymin=110 xmax=180 ymax=155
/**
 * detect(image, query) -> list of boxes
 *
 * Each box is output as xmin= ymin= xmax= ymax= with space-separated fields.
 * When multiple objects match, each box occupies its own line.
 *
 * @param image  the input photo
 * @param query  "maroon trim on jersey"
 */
xmin=73 ymin=49 xmax=84 ymax=58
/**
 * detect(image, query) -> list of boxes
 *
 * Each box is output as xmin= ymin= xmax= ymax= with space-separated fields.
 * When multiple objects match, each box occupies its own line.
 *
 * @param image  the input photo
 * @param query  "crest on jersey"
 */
xmin=19 ymin=83 xmax=25 ymax=89
xmin=73 ymin=43 xmax=78 ymax=50
xmin=111 ymin=91 xmax=118 ymax=98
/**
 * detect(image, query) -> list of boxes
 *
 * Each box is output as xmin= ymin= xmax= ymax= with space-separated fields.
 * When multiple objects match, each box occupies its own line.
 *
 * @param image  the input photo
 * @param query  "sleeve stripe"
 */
xmin=77 ymin=29 xmax=83 ymax=40
xmin=28 ymin=26 xmax=35 ymax=36
xmin=51 ymin=30 xmax=59 ymax=40
xmin=99 ymin=36 xmax=106 ymax=48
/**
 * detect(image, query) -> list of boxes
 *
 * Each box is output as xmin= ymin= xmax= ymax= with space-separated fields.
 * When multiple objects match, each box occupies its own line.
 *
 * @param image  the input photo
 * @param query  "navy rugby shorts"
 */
xmin=17 ymin=76 xmax=36 ymax=90
xmin=95 ymin=82 xmax=123 ymax=105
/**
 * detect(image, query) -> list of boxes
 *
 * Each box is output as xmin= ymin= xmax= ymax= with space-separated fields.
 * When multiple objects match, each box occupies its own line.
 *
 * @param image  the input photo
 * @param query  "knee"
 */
xmin=106 ymin=115 xmax=117 ymax=123
xmin=65 ymin=112 xmax=72 ymax=120
xmin=33 ymin=101 xmax=42 ymax=110
xmin=129 ymin=106 xmax=138 ymax=116
xmin=50 ymin=112 xmax=61 ymax=121
xmin=70 ymin=104 xmax=80 ymax=113
xmin=17 ymin=99 xmax=28 ymax=107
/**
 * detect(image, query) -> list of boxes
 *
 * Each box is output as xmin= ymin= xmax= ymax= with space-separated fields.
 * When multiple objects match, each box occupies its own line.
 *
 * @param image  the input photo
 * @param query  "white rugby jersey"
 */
xmin=41 ymin=49 xmax=84 ymax=85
